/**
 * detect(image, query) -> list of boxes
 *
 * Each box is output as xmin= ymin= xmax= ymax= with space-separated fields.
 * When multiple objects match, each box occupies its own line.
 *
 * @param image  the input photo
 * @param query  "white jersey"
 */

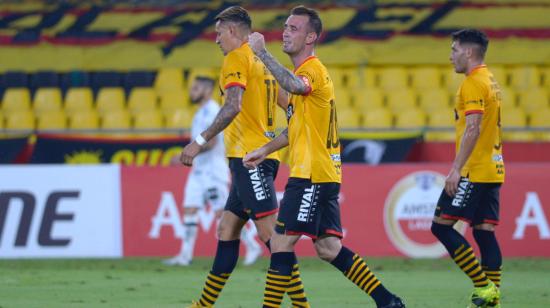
xmin=190 ymin=99 xmax=229 ymax=183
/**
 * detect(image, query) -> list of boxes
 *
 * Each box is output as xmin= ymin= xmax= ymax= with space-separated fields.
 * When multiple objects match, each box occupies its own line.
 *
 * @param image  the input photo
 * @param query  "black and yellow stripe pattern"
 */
xmin=197 ymin=272 xmax=229 ymax=307
xmin=287 ymin=264 xmax=310 ymax=308
xmin=483 ymin=266 xmax=502 ymax=288
xmin=263 ymin=269 xmax=290 ymax=308
xmin=344 ymin=254 xmax=382 ymax=295
xmin=453 ymin=245 xmax=489 ymax=287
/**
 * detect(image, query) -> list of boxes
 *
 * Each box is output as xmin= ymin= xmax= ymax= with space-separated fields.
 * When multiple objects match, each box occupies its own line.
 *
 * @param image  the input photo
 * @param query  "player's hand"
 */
xmin=180 ymin=142 xmax=201 ymax=166
xmin=445 ymin=167 xmax=461 ymax=197
xmin=243 ymin=148 xmax=267 ymax=169
xmin=248 ymin=32 xmax=266 ymax=55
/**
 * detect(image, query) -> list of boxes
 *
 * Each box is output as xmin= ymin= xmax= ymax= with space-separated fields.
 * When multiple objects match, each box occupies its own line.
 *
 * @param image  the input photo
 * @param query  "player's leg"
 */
xmin=165 ymin=174 xmax=202 ymax=266
xmin=314 ymin=182 xmax=404 ymax=308
xmin=241 ymin=221 xmax=262 ymax=265
xmin=259 ymin=177 xmax=310 ymax=308
xmin=431 ymin=178 xmax=497 ymax=307
xmin=472 ymin=184 xmax=502 ymax=307
xmin=190 ymin=175 xmax=249 ymax=307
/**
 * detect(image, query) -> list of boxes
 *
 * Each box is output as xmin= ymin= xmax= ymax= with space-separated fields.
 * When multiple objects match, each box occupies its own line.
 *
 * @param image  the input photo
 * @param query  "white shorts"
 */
xmin=183 ymin=170 xmax=229 ymax=211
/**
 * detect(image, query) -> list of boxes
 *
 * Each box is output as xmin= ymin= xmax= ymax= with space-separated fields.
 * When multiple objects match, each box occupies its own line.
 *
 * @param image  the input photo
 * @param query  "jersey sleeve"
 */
xmin=295 ymin=65 xmax=318 ymax=96
xmin=220 ymin=51 xmax=248 ymax=90
xmin=460 ymin=78 xmax=486 ymax=115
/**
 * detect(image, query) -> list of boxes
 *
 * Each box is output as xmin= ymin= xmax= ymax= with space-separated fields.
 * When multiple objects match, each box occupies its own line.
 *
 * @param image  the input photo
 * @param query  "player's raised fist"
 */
xmin=248 ymin=32 xmax=266 ymax=54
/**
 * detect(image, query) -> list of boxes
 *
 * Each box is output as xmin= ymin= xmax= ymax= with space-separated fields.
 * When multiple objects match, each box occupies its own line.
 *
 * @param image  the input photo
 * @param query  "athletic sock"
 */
xmin=262 ymin=252 xmax=294 ymax=308
xmin=197 ymin=239 xmax=239 ymax=307
xmin=474 ymin=229 xmax=502 ymax=287
xmin=181 ymin=213 xmax=199 ymax=261
xmin=431 ymin=223 xmax=490 ymax=287
xmin=287 ymin=253 xmax=310 ymax=307
xmin=330 ymin=246 xmax=393 ymax=307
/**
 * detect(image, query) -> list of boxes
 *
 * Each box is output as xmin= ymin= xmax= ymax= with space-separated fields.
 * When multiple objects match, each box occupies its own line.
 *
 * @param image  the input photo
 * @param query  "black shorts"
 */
xmin=434 ymin=176 xmax=501 ymax=226
xmin=224 ymin=158 xmax=279 ymax=220
xmin=275 ymin=177 xmax=343 ymax=239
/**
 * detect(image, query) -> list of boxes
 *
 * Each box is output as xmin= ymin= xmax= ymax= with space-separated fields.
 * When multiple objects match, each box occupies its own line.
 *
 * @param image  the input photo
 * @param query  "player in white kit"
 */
xmin=164 ymin=76 xmax=262 ymax=266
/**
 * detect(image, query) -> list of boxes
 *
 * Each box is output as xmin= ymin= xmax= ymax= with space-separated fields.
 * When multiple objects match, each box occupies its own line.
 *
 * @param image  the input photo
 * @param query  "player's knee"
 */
xmin=184 ymin=207 xmax=199 ymax=216
xmin=216 ymin=220 xmax=239 ymax=240
xmin=314 ymin=237 xmax=341 ymax=262
xmin=255 ymin=228 xmax=272 ymax=243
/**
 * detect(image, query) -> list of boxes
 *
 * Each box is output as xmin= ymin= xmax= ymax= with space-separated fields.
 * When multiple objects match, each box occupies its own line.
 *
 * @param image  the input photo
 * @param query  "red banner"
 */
xmin=121 ymin=164 xmax=550 ymax=257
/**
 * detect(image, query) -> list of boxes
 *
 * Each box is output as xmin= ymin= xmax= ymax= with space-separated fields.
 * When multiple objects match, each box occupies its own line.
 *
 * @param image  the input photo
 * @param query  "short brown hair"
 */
xmin=290 ymin=5 xmax=322 ymax=39
xmin=215 ymin=6 xmax=251 ymax=29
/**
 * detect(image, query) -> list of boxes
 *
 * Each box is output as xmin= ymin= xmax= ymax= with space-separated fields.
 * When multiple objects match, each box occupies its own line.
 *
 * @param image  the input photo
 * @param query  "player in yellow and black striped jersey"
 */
xmin=245 ymin=6 xmax=404 ymax=308
xmin=180 ymin=6 xmax=309 ymax=308
xmin=431 ymin=29 xmax=503 ymax=308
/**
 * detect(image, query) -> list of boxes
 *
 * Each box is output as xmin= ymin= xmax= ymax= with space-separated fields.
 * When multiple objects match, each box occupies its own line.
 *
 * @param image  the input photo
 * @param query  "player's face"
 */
xmin=282 ymin=15 xmax=310 ymax=55
xmin=450 ymin=40 xmax=468 ymax=74
xmin=215 ymin=20 xmax=232 ymax=55
xmin=189 ymin=81 xmax=206 ymax=104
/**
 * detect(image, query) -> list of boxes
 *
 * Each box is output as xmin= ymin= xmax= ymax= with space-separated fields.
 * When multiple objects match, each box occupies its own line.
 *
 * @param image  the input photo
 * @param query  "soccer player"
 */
xmin=245 ymin=6 xmax=404 ymax=308
xmin=163 ymin=76 xmax=261 ymax=267
xmin=180 ymin=6 xmax=309 ymax=307
xmin=431 ymin=29 xmax=504 ymax=308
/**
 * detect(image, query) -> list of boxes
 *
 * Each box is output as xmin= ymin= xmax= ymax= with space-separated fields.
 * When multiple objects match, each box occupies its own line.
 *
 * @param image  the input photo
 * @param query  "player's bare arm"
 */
xmin=180 ymin=86 xmax=243 ymax=166
xmin=248 ymin=32 xmax=310 ymax=95
xmin=202 ymin=86 xmax=244 ymax=141
xmin=277 ymin=87 xmax=289 ymax=110
xmin=445 ymin=113 xmax=482 ymax=196
xmin=243 ymin=128 xmax=289 ymax=169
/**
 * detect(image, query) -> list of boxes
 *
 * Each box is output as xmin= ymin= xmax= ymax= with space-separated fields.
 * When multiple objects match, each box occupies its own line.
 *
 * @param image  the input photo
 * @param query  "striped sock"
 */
xmin=263 ymin=252 xmax=294 ymax=308
xmin=331 ymin=246 xmax=392 ymax=306
xmin=483 ymin=266 xmax=502 ymax=288
xmin=453 ymin=244 xmax=490 ymax=287
xmin=196 ymin=239 xmax=239 ymax=306
xmin=287 ymin=263 xmax=310 ymax=307
xmin=197 ymin=272 xmax=229 ymax=307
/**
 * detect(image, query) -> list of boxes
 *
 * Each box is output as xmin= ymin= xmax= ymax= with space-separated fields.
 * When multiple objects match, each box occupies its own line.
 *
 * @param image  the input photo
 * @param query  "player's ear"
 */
xmin=305 ymin=32 xmax=317 ymax=45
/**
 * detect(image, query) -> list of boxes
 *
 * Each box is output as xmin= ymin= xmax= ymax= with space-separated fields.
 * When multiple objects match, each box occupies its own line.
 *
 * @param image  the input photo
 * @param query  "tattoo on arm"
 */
xmin=257 ymin=50 xmax=309 ymax=95
xmin=202 ymin=86 xmax=243 ymax=141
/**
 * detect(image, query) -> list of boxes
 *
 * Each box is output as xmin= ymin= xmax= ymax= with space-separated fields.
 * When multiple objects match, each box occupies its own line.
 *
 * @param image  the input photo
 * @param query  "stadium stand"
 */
xmin=37 ymin=110 xmax=66 ymax=131
xmin=128 ymin=87 xmax=157 ymax=114
xmin=64 ymin=88 xmax=94 ymax=115
xmin=362 ymin=107 xmax=393 ymax=129
xmin=5 ymin=110 xmax=34 ymax=130
xmin=96 ymin=87 xmax=126 ymax=115
xmin=33 ymin=88 xmax=63 ymax=114
xmin=68 ymin=111 xmax=100 ymax=130
xmin=2 ymin=88 xmax=31 ymax=113
xmin=101 ymin=110 xmax=131 ymax=130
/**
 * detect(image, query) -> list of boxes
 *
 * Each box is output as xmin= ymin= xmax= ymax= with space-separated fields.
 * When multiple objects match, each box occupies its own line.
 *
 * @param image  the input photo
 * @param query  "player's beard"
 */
xmin=190 ymin=93 xmax=204 ymax=104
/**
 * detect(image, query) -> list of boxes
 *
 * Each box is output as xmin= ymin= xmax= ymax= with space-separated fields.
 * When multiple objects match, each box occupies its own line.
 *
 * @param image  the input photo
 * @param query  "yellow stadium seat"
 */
xmin=96 ymin=87 xmax=126 ymax=114
xmin=499 ymin=87 xmax=517 ymax=109
xmin=418 ymin=88 xmax=450 ymax=111
xmin=2 ymin=88 xmax=31 ymax=112
xmin=164 ymin=108 xmax=193 ymax=130
xmin=134 ymin=110 xmax=163 ymax=130
xmin=338 ymin=107 xmax=361 ymax=129
xmin=128 ymin=87 xmax=157 ymax=114
xmin=68 ymin=111 xmax=100 ymax=130
xmin=334 ymin=87 xmax=352 ymax=107
xmin=425 ymin=107 xmax=455 ymax=141
xmin=410 ymin=66 xmax=442 ymax=90
xmin=6 ymin=110 xmax=34 ymax=130
xmin=330 ymin=67 xmax=360 ymax=89
xmin=354 ymin=88 xmax=384 ymax=110
xmin=378 ymin=67 xmax=409 ymax=90
xmin=517 ymin=88 xmax=549 ymax=114
xmin=509 ymin=65 xmax=541 ymax=90
xmin=101 ymin=110 xmax=131 ymax=130
xmin=530 ymin=108 xmax=550 ymax=141
xmin=362 ymin=67 xmax=377 ymax=88
xmin=489 ymin=65 xmax=508 ymax=88
xmin=386 ymin=89 xmax=417 ymax=112
xmin=159 ymin=88 xmax=190 ymax=111
xmin=155 ymin=68 xmax=184 ymax=93
xmin=65 ymin=88 xmax=94 ymax=115
xmin=442 ymin=66 xmax=464 ymax=93
xmin=34 ymin=88 xmax=62 ymax=114
xmin=0 ymin=111 xmax=4 ymax=129
xmin=362 ymin=107 xmax=393 ymax=129
xmin=394 ymin=107 xmax=426 ymax=129
xmin=501 ymin=107 xmax=533 ymax=141
xmin=542 ymin=66 xmax=550 ymax=88
xmin=37 ymin=110 xmax=66 ymax=130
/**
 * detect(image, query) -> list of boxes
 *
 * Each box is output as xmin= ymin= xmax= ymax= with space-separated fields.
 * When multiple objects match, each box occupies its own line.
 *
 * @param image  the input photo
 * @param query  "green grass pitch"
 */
xmin=1 ymin=257 xmax=549 ymax=307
